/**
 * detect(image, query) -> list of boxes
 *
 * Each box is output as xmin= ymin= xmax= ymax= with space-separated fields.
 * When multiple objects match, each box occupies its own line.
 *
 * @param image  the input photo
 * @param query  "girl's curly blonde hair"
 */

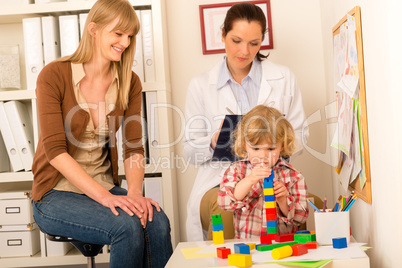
xmin=232 ymin=105 xmax=296 ymax=158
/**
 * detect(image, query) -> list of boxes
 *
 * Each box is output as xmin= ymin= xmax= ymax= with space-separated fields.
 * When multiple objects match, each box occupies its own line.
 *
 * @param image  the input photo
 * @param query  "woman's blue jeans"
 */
xmin=32 ymin=187 xmax=173 ymax=268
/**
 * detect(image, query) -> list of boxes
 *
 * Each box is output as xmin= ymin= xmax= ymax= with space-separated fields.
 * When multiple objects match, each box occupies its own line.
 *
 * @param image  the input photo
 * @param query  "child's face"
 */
xmin=245 ymin=141 xmax=283 ymax=168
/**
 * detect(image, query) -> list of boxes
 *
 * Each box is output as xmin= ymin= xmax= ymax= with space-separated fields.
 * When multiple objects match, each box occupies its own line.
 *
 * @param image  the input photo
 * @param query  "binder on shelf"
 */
xmin=0 ymin=131 xmax=10 ymax=172
xmin=79 ymin=13 xmax=89 ymax=39
xmin=132 ymin=10 xmax=144 ymax=83
xmin=59 ymin=15 xmax=80 ymax=57
xmin=4 ymin=101 xmax=35 ymax=172
xmin=41 ymin=16 xmax=61 ymax=65
xmin=116 ymin=93 xmax=149 ymax=164
xmin=0 ymin=45 xmax=21 ymax=90
xmin=140 ymin=10 xmax=155 ymax=82
xmin=144 ymin=176 xmax=163 ymax=208
xmin=0 ymin=102 xmax=24 ymax=172
xmin=22 ymin=17 xmax=44 ymax=90
xmin=144 ymin=91 xmax=160 ymax=162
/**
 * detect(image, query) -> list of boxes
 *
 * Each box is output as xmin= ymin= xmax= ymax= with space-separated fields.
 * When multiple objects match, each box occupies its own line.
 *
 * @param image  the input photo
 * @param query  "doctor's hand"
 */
xmin=210 ymin=120 xmax=224 ymax=150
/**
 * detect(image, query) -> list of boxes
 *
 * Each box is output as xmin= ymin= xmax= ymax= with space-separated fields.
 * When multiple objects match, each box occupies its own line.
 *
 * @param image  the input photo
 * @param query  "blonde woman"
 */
xmin=217 ymin=105 xmax=308 ymax=238
xmin=31 ymin=1 xmax=172 ymax=267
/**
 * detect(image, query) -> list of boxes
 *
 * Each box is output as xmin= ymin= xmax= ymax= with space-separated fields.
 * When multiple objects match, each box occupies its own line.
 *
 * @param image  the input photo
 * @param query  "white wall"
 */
xmin=166 ymin=0 xmax=331 ymax=242
xmin=319 ymin=0 xmax=402 ymax=267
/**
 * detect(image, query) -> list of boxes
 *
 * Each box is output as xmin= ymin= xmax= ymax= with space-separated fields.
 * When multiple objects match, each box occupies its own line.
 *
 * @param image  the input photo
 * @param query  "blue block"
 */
xmin=263 ymin=179 xmax=273 ymax=189
xmin=212 ymin=223 xmax=223 ymax=231
xmin=296 ymin=230 xmax=310 ymax=234
xmin=332 ymin=237 xmax=347 ymax=249
xmin=234 ymin=243 xmax=250 ymax=254
xmin=266 ymin=220 xmax=277 ymax=227
xmin=264 ymin=195 xmax=275 ymax=202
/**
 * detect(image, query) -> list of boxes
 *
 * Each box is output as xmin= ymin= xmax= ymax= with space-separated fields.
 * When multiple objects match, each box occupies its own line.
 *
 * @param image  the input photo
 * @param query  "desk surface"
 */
xmin=166 ymin=238 xmax=370 ymax=268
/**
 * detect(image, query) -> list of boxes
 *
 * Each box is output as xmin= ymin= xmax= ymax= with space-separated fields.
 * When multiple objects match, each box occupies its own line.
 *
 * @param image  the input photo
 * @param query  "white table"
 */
xmin=165 ymin=238 xmax=370 ymax=268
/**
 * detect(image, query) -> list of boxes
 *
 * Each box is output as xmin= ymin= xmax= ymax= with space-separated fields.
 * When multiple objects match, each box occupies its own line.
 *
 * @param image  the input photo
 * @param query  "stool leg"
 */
xmin=87 ymin=256 xmax=95 ymax=268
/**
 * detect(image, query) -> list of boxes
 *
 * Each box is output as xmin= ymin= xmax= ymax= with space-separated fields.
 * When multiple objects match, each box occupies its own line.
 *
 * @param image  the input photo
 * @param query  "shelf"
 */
xmin=0 ymin=0 xmax=151 ymax=23
xmin=0 ymin=89 xmax=36 ymax=101
xmin=0 ymin=171 xmax=33 ymax=183
xmin=0 ymin=248 xmax=110 ymax=267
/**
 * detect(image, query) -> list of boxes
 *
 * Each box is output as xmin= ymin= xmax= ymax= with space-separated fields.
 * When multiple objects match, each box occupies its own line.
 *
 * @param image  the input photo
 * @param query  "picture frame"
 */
xmin=199 ymin=0 xmax=273 ymax=55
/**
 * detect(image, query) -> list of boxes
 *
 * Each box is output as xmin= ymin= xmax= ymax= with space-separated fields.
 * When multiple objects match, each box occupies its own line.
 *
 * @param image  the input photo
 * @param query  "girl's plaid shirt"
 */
xmin=217 ymin=158 xmax=309 ymax=239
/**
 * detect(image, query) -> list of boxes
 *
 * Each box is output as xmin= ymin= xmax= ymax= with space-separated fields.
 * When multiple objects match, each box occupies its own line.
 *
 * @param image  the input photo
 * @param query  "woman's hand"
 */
xmin=101 ymin=194 xmax=160 ymax=228
xmin=127 ymin=193 xmax=161 ymax=228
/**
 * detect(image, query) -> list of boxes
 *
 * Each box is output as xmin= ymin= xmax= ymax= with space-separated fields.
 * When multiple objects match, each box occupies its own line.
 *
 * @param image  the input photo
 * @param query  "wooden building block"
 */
xmin=228 ymin=254 xmax=252 ymax=267
xmin=272 ymin=245 xmax=293 ymax=260
xmin=216 ymin=247 xmax=231 ymax=259
xmin=291 ymin=244 xmax=308 ymax=256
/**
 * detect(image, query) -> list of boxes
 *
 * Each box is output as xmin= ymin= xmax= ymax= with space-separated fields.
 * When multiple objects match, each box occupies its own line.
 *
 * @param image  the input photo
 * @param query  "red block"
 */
xmin=291 ymin=244 xmax=308 ymax=256
xmin=266 ymin=208 xmax=276 ymax=215
xmin=306 ymin=241 xmax=317 ymax=249
xmin=217 ymin=247 xmax=231 ymax=259
xmin=260 ymin=235 xmax=273 ymax=245
xmin=267 ymin=233 xmax=276 ymax=241
xmin=266 ymin=213 xmax=276 ymax=221
xmin=274 ymin=233 xmax=295 ymax=242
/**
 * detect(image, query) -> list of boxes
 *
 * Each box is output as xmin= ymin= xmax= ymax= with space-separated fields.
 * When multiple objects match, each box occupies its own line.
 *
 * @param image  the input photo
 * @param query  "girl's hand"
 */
xmin=246 ymin=164 xmax=272 ymax=185
xmin=273 ymin=181 xmax=288 ymax=203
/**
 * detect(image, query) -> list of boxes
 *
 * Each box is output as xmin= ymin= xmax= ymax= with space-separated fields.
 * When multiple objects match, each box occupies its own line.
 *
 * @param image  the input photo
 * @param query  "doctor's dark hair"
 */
xmin=223 ymin=2 xmax=269 ymax=61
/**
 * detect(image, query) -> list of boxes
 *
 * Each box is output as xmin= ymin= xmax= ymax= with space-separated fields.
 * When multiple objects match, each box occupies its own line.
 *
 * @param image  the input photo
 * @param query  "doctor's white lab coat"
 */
xmin=183 ymin=58 xmax=309 ymax=241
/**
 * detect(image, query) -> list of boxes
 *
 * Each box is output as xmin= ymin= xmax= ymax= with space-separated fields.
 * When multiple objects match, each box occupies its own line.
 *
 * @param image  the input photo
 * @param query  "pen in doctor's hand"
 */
xmin=225 ymin=107 xmax=235 ymax=115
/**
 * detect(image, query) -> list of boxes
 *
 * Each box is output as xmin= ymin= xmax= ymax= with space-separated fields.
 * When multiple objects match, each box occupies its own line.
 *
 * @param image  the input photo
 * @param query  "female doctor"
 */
xmin=183 ymin=2 xmax=309 ymax=242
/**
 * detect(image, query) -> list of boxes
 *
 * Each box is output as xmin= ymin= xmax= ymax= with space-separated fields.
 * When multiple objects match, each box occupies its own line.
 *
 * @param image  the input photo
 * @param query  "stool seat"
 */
xmin=46 ymin=234 xmax=104 ymax=267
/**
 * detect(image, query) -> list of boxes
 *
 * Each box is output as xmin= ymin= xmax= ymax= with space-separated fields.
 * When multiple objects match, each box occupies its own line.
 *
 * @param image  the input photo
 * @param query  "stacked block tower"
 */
xmin=264 ymin=172 xmax=277 ymax=240
xmin=211 ymin=214 xmax=224 ymax=244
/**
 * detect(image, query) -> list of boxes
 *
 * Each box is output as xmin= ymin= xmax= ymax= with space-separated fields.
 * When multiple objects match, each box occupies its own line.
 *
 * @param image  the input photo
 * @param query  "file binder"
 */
xmin=4 ymin=101 xmax=35 ymax=171
xmin=132 ymin=10 xmax=144 ymax=83
xmin=212 ymin=114 xmax=242 ymax=162
xmin=0 ymin=102 xmax=24 ymax=171
xmin=144 ymin=91 xmax=160 ymax=162
xmin=0 ymin=131 xmax=10 ymax=172
xmin=59 ymin=15 xmax=80 ymax=57
xmin=41 ymin=16 xmax=61 ymax=65
xmin=140 ymin=10 xmax=155 ymax=82
xmin=144 ymin=176 xmax=163 ymax=208
xmin=22 ymin=17 xmax=44 ymax=90
xmin=79 ymin=13 xmax=88 ymax=39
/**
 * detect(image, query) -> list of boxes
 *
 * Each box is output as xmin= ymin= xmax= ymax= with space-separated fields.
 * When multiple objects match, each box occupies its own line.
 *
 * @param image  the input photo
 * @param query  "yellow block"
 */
xmin=265 ymin=201 xmax=276 ymax=208
xmin=246 ymin=243 xmax=256 ymax=250
xmin=264 ymin=188 xmax=274 ymax=195
xmin=212 ymin=230 xmax=224 ymax=245
xmin=272 ymin=245 xmax=293 ymax=260
xmin=228 ymin=254 xmax=252 ymax=267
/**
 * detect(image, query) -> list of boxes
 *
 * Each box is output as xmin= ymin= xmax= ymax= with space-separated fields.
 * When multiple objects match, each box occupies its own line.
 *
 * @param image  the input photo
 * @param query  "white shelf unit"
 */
xmin=0 ymin=0 xmax=179 ymax=267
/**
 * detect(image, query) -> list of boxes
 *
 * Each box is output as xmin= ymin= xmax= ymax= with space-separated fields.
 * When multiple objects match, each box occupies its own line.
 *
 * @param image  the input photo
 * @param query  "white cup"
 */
xmin=314 ymin=211 xmax=350 ymax=245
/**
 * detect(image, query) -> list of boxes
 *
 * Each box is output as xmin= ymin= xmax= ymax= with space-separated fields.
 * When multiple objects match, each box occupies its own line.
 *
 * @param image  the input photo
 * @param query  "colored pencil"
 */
xmin=332 ymin=195 xmax=342 ymax=211
xmin=344 ymin=198 xmax=356 ymax=211
xmin=308 ymin=199 xmax=321 ymax=213
xmin=323 ymin=196 xmax=327 ymax=212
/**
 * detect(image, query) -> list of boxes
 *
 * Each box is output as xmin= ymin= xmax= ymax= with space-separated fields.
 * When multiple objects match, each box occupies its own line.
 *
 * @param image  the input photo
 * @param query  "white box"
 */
xmin=0 ymin=0 xmax=33 ymax=5
xmin=0 ymin=223 xmax=40 ymax=257
xmin=0 ymin=190 xmax=34 ymax=225
xmin=40 ymin=230 xmax=73 ymax=256
xmin=314 ymin=211 xmax=350 ymax=245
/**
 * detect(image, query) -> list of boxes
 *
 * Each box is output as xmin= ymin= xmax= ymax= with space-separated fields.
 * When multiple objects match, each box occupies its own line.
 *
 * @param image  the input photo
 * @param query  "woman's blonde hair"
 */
xmin=59 ymin=0 xmax=140 ymax=109
xmin=233 ymin=105 xmax=296 ymax=158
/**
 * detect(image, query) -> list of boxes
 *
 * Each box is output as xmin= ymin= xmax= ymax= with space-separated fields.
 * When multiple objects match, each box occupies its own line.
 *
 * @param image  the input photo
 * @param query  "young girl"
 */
xmin=217 ymin=105 xmax=308 ymax=238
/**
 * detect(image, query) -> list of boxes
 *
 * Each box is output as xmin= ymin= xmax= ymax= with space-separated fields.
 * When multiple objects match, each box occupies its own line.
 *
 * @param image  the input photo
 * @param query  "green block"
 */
xmin=294 ymin=234 xmax=313 ymax=243
xmin=310 ymin=233 xmax=316 ymax=241
xmin=256 ymin=242 xmax=297 ymax=251
xmin=266 ymin=226 xmax=277 ymax=234
xmin=211 ymin=214 xmax=222 ymax=225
